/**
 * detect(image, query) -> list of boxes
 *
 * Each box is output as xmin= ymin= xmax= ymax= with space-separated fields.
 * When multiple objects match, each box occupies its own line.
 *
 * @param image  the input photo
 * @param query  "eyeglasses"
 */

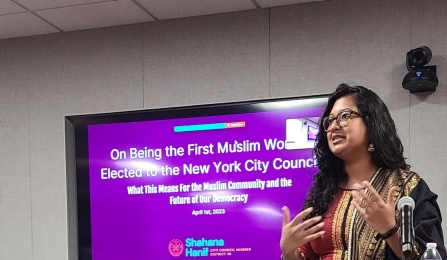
xmin=322 ymin=109 xmax=362 ymax=132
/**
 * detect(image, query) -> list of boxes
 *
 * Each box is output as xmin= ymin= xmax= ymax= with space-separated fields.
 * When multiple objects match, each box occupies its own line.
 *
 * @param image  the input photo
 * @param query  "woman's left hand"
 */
xmin=350 ymin=181 xmax=397 ymax=234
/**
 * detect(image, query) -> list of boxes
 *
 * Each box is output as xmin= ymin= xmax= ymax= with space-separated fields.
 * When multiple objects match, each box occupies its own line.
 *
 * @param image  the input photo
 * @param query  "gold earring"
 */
xmin=368 ymin=143 xmax=375 ymax=152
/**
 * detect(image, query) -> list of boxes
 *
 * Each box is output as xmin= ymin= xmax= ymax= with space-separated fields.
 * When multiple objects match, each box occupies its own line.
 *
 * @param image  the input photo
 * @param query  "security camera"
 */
xmin=402 ymin=46 xmax=438 ymax=93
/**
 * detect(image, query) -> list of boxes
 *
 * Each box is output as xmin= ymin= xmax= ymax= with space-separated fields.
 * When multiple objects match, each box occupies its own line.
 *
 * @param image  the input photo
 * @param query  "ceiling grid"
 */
xmin=0 ymin=0 xmax=325 ymax=39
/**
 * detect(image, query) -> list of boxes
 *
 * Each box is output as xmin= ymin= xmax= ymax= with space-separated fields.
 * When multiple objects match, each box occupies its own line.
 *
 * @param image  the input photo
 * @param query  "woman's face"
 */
xmin=325 ymin=95 xmax=369 ymax=161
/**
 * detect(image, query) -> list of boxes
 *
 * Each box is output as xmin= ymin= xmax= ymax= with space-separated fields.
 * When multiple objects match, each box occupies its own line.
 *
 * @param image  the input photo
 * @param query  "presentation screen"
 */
xmin=68 ymin=95 xmax=328 ymax=260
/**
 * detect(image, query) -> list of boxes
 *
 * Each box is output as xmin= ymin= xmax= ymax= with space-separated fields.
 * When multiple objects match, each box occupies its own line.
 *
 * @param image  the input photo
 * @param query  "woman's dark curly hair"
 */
xmin=303 ymin=83 xmax=409 ymax=219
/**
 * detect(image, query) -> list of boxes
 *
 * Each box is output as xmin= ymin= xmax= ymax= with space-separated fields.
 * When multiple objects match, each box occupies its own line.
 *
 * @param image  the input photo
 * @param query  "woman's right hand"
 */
xmin=280 ymin=206 xmax=325 ymax=260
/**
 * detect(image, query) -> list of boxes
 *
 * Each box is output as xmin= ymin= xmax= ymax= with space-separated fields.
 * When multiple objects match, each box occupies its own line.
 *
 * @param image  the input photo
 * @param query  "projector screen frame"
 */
xmin=65 ymin=94 xmax=329 ymax=260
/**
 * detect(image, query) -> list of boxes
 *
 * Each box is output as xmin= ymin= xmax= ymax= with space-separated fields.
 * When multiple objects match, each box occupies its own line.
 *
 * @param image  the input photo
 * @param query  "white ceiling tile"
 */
xmin=14 ymin=0 xmax=115 ymax=11
xmin=256 ymin=0 xmax=325 ymax=8
xmin=137 ymin=0 xmax=256 ymax=20
xmin=0 ymin=12 xmax=59 ymax=39
xmin=36 ymin=0 xmax=153 ymax=31
xmin=0 ymin=0 xmax=324 ymax=40
xmin=0 ymin=0 xmax=27 ymax=15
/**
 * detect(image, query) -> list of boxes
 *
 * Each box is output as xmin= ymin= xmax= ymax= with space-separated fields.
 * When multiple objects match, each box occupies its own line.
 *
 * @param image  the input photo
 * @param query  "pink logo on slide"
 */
xmin=168 ymin=239 xmax=184 ymax=257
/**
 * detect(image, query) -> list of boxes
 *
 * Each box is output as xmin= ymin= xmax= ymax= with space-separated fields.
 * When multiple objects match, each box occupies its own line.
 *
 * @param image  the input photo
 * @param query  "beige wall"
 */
xmin=1 ymin=0 xmax=446 ymax=259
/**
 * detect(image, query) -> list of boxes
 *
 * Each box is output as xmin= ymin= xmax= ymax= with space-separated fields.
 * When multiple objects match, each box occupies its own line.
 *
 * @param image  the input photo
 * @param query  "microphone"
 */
xmin=397 ymin=196 xmax=415 ymax=258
